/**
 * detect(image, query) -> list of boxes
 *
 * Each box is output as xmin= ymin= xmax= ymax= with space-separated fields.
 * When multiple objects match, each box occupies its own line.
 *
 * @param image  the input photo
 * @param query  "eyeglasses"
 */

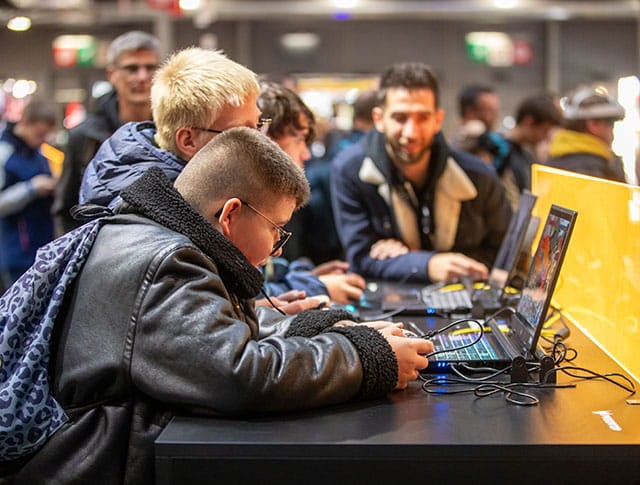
xmin=241 ymin=200 xmax=292 ymax=255
xmin=117 ymin=64 xmax=159 ymax=75
xmin=193 ymin=118 xmax=272 ymax=136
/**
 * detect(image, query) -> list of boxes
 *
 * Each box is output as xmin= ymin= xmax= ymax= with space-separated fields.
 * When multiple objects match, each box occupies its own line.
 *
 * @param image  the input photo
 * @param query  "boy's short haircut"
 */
xmin=175 ymin=127 xmax=310 ymax=213
xmin=352 ymin=89 xmax=378 ymax=123
xmin=515 ymin=94 xmax=562 ymax=125
xmin=257 ymin=82 xmax=316 ymax=145
xmin=458 ymin=84 xmax=495 ymax=117
xmin=106 ymin=30 xmax=161 ymax=66
xmin=21 ymin=98 xmax=56 ymax=126
xmin=151 ymin=47 xmax=261 ymax=155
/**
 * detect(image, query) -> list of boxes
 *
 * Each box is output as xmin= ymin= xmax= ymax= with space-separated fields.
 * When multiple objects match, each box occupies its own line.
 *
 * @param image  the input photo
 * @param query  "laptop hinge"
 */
xmin=486 ymin=316 xmax=521 ymax=360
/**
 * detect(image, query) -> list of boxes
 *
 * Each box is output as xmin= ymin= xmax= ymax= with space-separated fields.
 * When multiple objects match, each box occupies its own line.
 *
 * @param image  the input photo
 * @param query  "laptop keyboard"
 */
xmin=472 ymin=288 xmax=503 ymax=309
xmin=432 ymin=331 xmax=499 ymax=361
xmin=421 ymin=288 xmax=473 ymax=313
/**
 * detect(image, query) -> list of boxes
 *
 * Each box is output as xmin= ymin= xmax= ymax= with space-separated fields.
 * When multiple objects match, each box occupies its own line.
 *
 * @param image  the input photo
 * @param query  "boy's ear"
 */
xmin=215 ymin=198 xmax=242 ymax=237
xmin=175 ymin=127 xmax=202 ymax=160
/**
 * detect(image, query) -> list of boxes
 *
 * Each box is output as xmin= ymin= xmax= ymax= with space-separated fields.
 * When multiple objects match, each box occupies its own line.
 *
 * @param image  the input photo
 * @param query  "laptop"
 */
xmin=425 ymin=204 xmax=577 ymax=372
xmin=380 ymin=191 xmax=538 ymax=315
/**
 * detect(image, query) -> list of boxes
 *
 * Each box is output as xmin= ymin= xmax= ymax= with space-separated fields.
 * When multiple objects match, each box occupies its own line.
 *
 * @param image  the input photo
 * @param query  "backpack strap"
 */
xmin=0 ymin=219 xmax=105 ymax=462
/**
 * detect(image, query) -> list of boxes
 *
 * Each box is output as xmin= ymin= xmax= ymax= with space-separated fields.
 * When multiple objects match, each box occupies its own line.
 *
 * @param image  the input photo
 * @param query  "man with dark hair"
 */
xmin=546 ymin=87 xmax=627 ymax=182
xmin=0 ymin=98 xmax=58 ymax=286
xmin=53 ymin=30 xmax=161 ymax=234
xmin=453 ymin=83 xmax=511 ymax=173
xmin=500 ymin=93 xmax=562 ymax=208
xmin=258 ymin=81 xmax=366 ymax=304
xmin=457 ymin=83 xmax=501 ymax=132
xmin=331 ymin=62 xmax=512 ymax=284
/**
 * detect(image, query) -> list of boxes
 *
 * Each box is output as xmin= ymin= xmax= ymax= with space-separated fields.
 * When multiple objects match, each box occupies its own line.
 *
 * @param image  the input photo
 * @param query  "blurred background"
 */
xmin=1 ymin=0 xmax=640 ymax=181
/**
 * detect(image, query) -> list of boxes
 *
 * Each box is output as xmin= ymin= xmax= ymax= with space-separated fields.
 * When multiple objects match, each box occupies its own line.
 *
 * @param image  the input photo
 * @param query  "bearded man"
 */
xmin=331 ymin=62 xmax=512 ymax=284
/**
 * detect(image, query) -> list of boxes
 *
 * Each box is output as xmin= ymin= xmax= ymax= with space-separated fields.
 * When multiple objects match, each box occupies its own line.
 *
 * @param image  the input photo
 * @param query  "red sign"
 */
xmin=146 ymin=0 xmax=182 ymax=16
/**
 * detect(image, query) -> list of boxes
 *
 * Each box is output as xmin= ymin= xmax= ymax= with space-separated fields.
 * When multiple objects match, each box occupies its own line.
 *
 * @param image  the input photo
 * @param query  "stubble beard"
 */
xmin=387 ymin=139 xmax=430 ymax=166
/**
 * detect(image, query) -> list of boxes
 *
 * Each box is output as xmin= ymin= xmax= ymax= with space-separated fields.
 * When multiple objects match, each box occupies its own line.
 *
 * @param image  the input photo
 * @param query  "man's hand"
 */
xmin=369 ymin=239 xmax=409 ymax=260
xmin=427 ymin=252 xmax=488 ymax=283
xmin=312 ymin=260 xmax=350 ymax=276
xmin=375 ymin=323 xmax=433 ymax=389
xmin=256 ymin=291 xmax=330 ymax=315
xmin=31 ymin=174 xmax=58 ymax=197
xmin=318 ymin=273 xmax=366 ymax=304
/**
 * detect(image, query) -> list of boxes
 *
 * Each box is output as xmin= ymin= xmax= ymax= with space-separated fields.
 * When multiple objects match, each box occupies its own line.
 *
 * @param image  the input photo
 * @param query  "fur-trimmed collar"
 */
xmin=358 ymin=130 xmax=476 ymax=200
xmin=119 ymin=167 xmax=264 ymax=299
xmin=357 ymin=130 xmax=477 ymax=251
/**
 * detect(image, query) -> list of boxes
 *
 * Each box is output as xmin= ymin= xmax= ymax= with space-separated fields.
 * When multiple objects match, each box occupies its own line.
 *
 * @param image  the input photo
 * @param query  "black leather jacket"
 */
xmin=15 ymin=169 xmax=397 ymax=485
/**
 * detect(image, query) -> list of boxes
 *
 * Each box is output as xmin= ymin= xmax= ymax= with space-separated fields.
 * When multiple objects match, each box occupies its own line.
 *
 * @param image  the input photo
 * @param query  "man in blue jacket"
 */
xmin=331 ymin=62 xmax=512 ymax=284
xmin=0 ymin=99 xmax=58 ymax=287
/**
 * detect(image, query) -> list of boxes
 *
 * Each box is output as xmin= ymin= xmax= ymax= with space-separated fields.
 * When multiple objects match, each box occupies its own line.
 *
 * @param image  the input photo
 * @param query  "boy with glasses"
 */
xmin=79 ymin=46 xmax=331 ymax=314
xmin=12 ymin=127 xmax=434 ymax=484
xmin=79 ymin=46 xmax=263 ymax=209
xmin=53 ymin=30 xmax=162 ymax=234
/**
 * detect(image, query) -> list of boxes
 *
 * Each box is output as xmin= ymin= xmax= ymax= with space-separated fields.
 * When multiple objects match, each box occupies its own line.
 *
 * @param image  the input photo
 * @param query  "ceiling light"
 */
xmin=3 ymin=79 xmax=16 ymax=94
xmin=12 ymin=79 xmax=37 ymax=99
xmin=493 ymin=0 xmax=517 ymax=8
xmin=332 ymin=0 xmax=358 ymax=8
xmin=7 ymin=16 xmax=32 ymax=32
xmin=280 ymin=33 xmax=320 ymax=53
xmin=179 ymin=0 xmax=202 ymax=11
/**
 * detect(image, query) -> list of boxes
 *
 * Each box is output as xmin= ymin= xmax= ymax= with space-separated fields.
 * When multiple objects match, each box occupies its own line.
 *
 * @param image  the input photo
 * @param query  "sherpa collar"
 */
xmin=119 ymin=167 xmax=264 ymax=299
xmin=358 ymin=130 xmax=476 ymax=251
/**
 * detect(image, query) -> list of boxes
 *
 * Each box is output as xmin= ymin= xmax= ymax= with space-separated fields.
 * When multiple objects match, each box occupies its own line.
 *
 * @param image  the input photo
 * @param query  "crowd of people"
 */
xmin=0 ymin=28 xmax=634 ymax=484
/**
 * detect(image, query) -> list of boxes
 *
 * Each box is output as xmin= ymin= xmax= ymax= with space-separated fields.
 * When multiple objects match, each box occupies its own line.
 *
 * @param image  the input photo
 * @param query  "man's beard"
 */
xmin=386 ymin=138 xmax=431 ymax=166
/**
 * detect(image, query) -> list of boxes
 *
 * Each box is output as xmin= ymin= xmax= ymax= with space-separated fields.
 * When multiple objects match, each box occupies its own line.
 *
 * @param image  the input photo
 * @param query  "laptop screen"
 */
xmin=513 ymin=205 xmax=578 ymax=353
xmin=486 ymin=191 xmax=537 ymax=290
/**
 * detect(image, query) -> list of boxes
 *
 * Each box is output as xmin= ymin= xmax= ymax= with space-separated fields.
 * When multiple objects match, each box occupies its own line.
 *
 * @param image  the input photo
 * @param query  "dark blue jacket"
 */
xmin=80 ymin=121 xmax=329 ymax=298
xmin=53 ymin=90 xmax=121 ymax=233
xmin=331 ymin=130 xmax=512 ymax=283
xmin=0 ymin=124 xmax=54 ymax=271
xmin=80 ymin=121 xmax=186 ymax=207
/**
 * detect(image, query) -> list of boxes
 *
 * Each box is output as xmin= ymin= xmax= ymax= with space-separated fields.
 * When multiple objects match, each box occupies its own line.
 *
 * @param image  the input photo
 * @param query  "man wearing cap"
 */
xmin=546 ymin=87 xmax=627 ymax=182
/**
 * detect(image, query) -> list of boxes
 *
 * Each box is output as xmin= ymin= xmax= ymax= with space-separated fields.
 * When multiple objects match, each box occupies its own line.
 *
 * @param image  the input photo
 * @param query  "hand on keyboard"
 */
xmin=427 ymin=253 xmax=488 ymax=283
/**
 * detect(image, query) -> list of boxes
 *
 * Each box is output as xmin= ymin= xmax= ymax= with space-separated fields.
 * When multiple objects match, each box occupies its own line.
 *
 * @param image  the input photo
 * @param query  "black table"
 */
xmin=155 ymin=317 xmax=640 ymax=485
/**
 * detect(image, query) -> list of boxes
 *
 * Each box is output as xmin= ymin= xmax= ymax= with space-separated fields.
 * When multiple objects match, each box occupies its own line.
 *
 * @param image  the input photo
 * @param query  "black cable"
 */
xmin=474 ymin=383 xmax=540 ymax=406
xmin=421 ymin=318 xmax=485 ymax=359
xmin=449 ymin=362 xmax=513 ymax=381
xmin=547 ymin=340 xmax=577 ymax=365
xmin=421 ymin=307 xmax=518 ymax=359
xmin=542 ymin=303 xmax=571 ymax=342
xmin=420 ymin=361 xmax=635 ymax=407
xmin=544 ymin=365 xmax=637 ymax=394
xmin=415 ymin=303 xmax=636 ymax=405
xmin=420 ymin=376 xmax=577 ymax=406
xmin=260 ymin=288 xmax=287 ymax=316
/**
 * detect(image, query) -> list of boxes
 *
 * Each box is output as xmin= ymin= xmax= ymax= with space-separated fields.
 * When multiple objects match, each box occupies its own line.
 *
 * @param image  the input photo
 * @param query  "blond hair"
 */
xmin=175 ymin=127 xmax=310 ymax=215
xmin=151 ymin=47 xmax=260 ymax=155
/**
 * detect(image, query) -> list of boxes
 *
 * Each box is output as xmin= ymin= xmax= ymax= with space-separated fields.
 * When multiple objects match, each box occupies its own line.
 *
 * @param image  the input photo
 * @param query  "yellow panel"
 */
xmin=532 ymin=164 xmax=640 ymax=383
xmin=41 ymin=143 xmax=64 ymax=178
